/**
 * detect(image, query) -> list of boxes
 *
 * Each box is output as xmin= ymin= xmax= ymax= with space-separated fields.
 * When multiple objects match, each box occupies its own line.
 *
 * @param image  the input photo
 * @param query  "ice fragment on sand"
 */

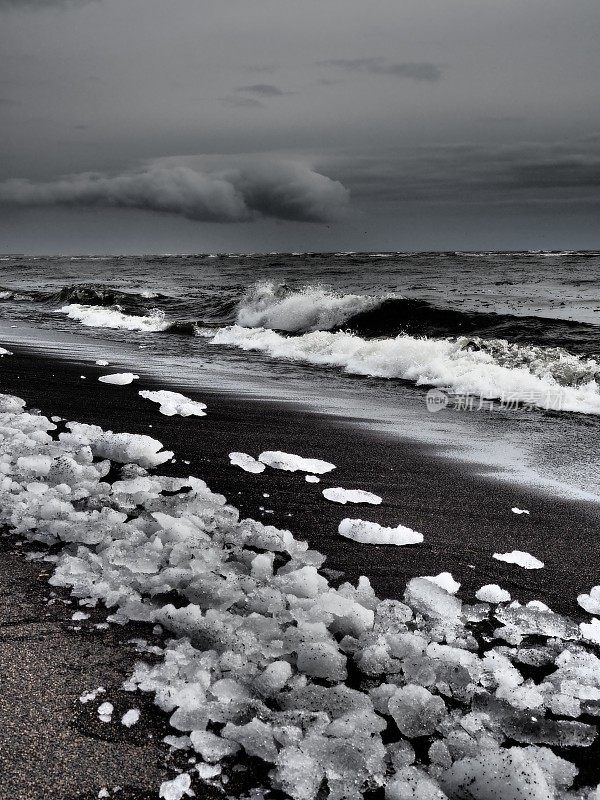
xmin=98 ymin=373 xmax=139 ymax=385
xmin=441 ymin=747 xmax=554 ymax=800
xmin=388 ymin=685 xmax=446 ymax=737
xmin=0 ymin=347 xmax=12 ymax=355
xmin=422 ymin=572 xmax=460 ymax=594
xmin=229 ymin=452 xmax=265 ymax=473
xmin=139 ymin=390 xmax=207 ymax=417
xmin=95 ymin=360 xmax=109 ymax=366
xmin=580 ymin=618 xmax=600 ymax=644
xmin=305 ymin=474 xmax=320 ymax=483
xmin=97 ymin=702 xmax=113 ymax=723
xmin=476 ymin=584 xmax=512 ymax=603
xmin=511 ymin=507 xmax=530 ymax=515
xmin=404 ymin=578 xmax=461 ymax=620
xmin=80 ymin=687 xmax=105 ymax=704
xmin=121 ymin=709 xmax=140 ymax=727
xmin=339 ymin=518 xmax=423 ymax=546
xmin=493 ymin=550 xmax=544 ymax=569
xmin=159 ymin=772 xmax=192 ymax=800
xmin=71 ymin=611 xmax=90 ymax=621
xmin=578 ymin=586 xmax=600 ymax=615
xmin=322 ymin=487 xmax=382 ymax=505
xmin=258 ymin=450 xmax=335 ymax=474
xmin=190 ymin=730 xmax=240 ymax=762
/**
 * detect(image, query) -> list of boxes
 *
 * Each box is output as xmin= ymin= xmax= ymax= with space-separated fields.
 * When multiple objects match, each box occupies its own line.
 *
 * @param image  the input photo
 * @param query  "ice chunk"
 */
xmin=339 ymin=518 xmax=423 ymax=546
xmin=98 ymin=372 xmax=139 ymax=385
xmin=258 ymin=450 xmax=335 ymax=474
xmin=404 ymin=578 xmax=461 ymax=621
xmin=273 ymin=746 xmax=324 ymax=800
xmin=159 ymin=772 xmax=192 ymax=800
xmin=578 ymin=586 xmax=600 ymax=615
xmin=222 ymin=720 xmax=278 ymax=762
xmin=0 ymin=393 xmax=26 ymax=412
xmin=322 ymin=487 xmax=382 ymax=505
xmin=386 ymin=767 xmax=447 ymax=800
xmin=493 ymin=550 xmax=544 ymax=569
xmin=71 ymin=611 xmax=90 ymax=621
xmin=296 ymin=641 xmax=347 ymax=681
xmin=388 ymin=685 xmax=446 ymax=737
xmin=441 ymin=748 xmax=553 ymax=800
xmin=121 ymin=708 xmax=140 ymax=727
xmin=229 ymin=452 xmax=265 ymax=473
xmin=95 ymin=359 xmax=109 ymax=366
xmin=97 ymin=702 xmax=114 ymax=723
xmin=580 ymin=618 xmax=600 ymax=644
xmin=190 ymin=730 xmax=240 ymax=762
xmin=305 ymin=474 xmax=320 ymax=483
xmin=476 ymin=584 xmax=511 ymax=603
xmin=0 ymin=347 xmax=13 ymax=356
xmin=139 ymin=390 xmax=207 ymax=417
xmin=422 ymin=572 xmax=460 ymax=594
xmin=511 ymin=507 xmax=530 ymax=515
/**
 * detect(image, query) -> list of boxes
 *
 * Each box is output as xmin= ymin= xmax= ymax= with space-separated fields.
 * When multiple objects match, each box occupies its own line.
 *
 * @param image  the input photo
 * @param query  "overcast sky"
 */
xmin=0 ymin=0 xmax=599 ymax=253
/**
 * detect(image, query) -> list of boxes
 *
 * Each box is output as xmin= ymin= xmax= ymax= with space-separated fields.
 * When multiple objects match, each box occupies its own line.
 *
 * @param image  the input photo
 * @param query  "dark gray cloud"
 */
xmin=0 ymin=0 xmax=93 ymax=9
xmin=237 ymin=84 xmax=290 ymax=97
xmin=320 ymin=58 xmax=442 ymax=82
xmin=0 ymin=161 xmax=350 ymax=223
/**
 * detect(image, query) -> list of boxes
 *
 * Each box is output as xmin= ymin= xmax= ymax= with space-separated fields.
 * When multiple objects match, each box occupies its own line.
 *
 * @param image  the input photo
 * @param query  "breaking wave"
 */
xmin=58 ymin=303 xmax=172 ymax=332
xmin=235 ymin=281 xmax=387 ymax=333
xmin=208 ymin=326 xmax=600 ymax=415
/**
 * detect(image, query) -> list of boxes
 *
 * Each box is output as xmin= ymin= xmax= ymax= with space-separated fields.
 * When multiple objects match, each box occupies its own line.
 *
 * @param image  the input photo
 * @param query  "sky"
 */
xmin=0 ymin=0 xmax=599 ymax=253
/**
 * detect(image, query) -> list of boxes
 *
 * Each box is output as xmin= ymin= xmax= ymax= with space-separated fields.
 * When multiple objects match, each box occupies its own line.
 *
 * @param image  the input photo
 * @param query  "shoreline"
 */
xmin=1 ymin=344 xmax=599 ymax=618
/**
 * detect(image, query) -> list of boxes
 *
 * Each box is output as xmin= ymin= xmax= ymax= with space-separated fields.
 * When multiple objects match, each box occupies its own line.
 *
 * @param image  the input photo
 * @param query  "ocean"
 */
xmin=1 ymin=250 xmax=599 ymax=498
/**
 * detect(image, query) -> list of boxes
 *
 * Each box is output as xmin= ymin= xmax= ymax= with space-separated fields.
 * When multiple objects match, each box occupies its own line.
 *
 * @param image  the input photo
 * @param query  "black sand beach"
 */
xmin=1 ymin=345 xmax=600 ymax=798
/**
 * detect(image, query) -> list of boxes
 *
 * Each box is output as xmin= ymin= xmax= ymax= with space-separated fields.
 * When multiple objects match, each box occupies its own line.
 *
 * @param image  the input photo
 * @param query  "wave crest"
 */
xmin=235 ymin=281 xmax=387 ymax=333
xmin=209 ymin=326 xmax=600 ymax=415
xmin=58 ymin=304 xmax=170 ymax=332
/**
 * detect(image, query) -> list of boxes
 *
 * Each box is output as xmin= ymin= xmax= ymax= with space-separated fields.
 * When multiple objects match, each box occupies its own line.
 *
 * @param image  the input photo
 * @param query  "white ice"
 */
xmin=98 ymin=373 xmax=139 ymax=386
xmin=493 ymin=550 xmax=544 ymax=569
xmin=339 ymin=518 xmax=423 ymax=546
xmin=258 ymin=450 xmax=335 ymax=474
xmin=511 ymin=507 xmax=530 ymax=515
xmin=229 ymin=452 xmax=265 ymax=473
xmin=322 ymin=487 xmax=382 ymax=505
xmin=476 ymin=584 xmax=512 ymax=603
xmin=139 ymin=390 xmax=207 ymax=417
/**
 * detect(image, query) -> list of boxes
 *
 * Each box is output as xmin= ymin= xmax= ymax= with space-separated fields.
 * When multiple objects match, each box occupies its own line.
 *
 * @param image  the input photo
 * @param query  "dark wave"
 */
xmin=49 ymin=283 xmax=167 ymax=308
xmin=341 ymin=298 xmax=600 ymax=355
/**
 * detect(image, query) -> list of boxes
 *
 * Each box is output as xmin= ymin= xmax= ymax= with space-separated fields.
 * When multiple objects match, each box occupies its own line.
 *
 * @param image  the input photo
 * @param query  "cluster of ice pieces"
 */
xmin=0 ymin=391 xmax=598 ymax=800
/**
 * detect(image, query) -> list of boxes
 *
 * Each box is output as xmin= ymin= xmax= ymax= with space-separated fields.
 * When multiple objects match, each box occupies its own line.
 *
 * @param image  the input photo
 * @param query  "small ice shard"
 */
xmin=388 ymin=685 xmax=446 ymax=737
xmin=493 ymin=550 xmax=544 ymax=569
xmin=121 ymin=708 xmax=140 ymax=727
xmin=97 ymin=702 xmax=114 ymax=723
xmin=190 ymin=730 xmax=240 ymax=762
xmin=476 ymin=584 xmax=511 ymax=603
xmin=339 ymin=518 xmax=423 ymax=546
xmin=258 ymin=450 xmax=335 ymax=474
xmin=580 ymin=618 xmax=600 ymax=644
xmin=511 ymin=507 xmax=530 ymax=515
xmin=71 ymin=611 xmax=90 ymax=621
xmin=159 ymin=772 xmax=192 ymax=800
xmin=95 ymin=359 xmax=109 ymax=366
xmin=229 ymin=452 xmax=265 ymax=473
xmin=98 ymin=373 xmax=139 ymax=385
xmin=80 ymin=687 xmax=105 ymax=704
xmin=305 ymin=474 xmax=320 ymax=483
xmin=322 ymin=487 xmax=382 ymax=505
xmin=578 ymin=586 xmax=600 ymax=615
xmin=422 ymin=572 xmax=460 ymax=594
xmin=139 ymin=389 xmax=206 ymax=417
xmin=0 ymin=347 xmax=13 ymax=356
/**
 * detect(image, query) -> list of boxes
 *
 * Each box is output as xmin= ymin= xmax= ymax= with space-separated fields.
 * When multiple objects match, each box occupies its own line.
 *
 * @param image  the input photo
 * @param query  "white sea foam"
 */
xmin=58 ymin=303 xmax=170 ymax=332
xmin=209 ymin=326 xmax=600 ymax=415
xmin=235 ymin=281 xmax=385 ymax=333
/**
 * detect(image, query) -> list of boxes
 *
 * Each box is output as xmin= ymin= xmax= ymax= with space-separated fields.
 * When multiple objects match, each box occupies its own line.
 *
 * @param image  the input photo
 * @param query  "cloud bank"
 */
xmin=321 ymin=59 xmax=442 ymax=82
xmin=0 ymin=162 xmax=350 ymax=223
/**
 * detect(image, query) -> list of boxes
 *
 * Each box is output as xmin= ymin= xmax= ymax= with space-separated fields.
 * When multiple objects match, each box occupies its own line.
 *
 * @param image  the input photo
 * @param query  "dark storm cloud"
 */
xmin=0 ymin=0 xmax=94 ymax=8
xmin=0 ymin=162 xmax=350 ymax=223
xmin=320 ymin=58 xmax=442 ymax=82
xmin=237 ymin=84 xmax=290 ymax=97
